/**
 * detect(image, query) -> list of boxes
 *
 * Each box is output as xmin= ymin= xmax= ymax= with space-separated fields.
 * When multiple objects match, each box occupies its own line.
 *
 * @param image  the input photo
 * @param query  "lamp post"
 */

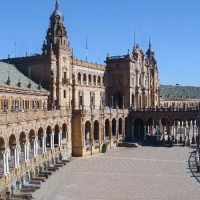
xmin=196 ymin=114 xmax=200 ymax=172
xmin=197 ymin=114 xmax=200 ymax=153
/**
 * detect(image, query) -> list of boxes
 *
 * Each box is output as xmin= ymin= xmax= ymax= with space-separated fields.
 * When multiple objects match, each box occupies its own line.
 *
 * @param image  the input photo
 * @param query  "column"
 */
xmin=144 ymin=126 xmax=146 ymax=140
xmin=14 ymin=146 xmax=17 ymax=168
xmin=27 ymin=142 xmax=30 ymax=161
xmin=131 ymin=126 xmax=134 ymax=140
xmin=111 ymin=96 xmax=114 ymax=108
xmin=6 ymin=151 xmax=9 ymax=174
xmin=24 ymin=143 xmax=27 ymax=162
xmin=50 ymin=135 xmax=53 ymax=149
xmin=60 ymin=132 xmax=62 ymax=146
xmin=44 ymin=137 xmax=47 ymax=152
xmin=156 ymin=126 xmax=159 ymax=141
xmin=52 ymin=134 xmax=55 ymax=149
xmin=180 ymin=122 xmax=183 ymax=143
xmin=192 ymin=121 xmax=195 ymax=144
xmin=33 ymin=140 xmax=36 ymax=157
xmin=58 ymin=132 xmax=61 ymax=147
xmin=42 ymin=137 xmax=45 ymax=153
xmin=16 ymin=146 xmax=20 ymax=167
xmin=3 ymin=152 xmax=7 ymax=176
xmin=36 ymin=139 xmax=38 ymax=156
xmin=162 ymin=126 xmax=165 ymax=141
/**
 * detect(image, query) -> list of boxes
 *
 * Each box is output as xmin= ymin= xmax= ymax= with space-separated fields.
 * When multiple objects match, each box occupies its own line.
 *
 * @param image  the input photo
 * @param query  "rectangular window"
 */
xmin=64 ymin=90 xmax=66 ymax=98
xmin=79 ymin=91 xmax=84 ymax=106
xmin=90 ymin=91 xmax=95 ymax=108
xmin=63 ymin=72 xmax=67 ymax=79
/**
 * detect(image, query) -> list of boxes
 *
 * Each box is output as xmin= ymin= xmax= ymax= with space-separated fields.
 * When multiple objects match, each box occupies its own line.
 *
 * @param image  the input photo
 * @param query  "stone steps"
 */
xmin=118 ymin=142 xmax=140 ymax=148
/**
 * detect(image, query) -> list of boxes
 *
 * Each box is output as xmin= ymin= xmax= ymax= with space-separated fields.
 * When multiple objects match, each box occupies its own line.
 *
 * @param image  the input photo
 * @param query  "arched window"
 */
xmin=97 ymin=76 xmax=101 ymax=86
xmin=88 ymin=74 xmax=92 ymax=86
xmin=93 ymin=75 xmax=96 ymax=86
xmin=83 ymin=74 xmax=87 ymax=85
xmin=78 ymin=73 xmax=81 ymax=85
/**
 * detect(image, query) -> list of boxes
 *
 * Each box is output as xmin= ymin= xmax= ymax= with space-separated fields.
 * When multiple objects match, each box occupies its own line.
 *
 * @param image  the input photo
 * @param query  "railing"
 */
xmin=0 ymin=110 xmax=70 ymax=125
xmin=130 ymin=106 xmax=199 ymax=112
xmin=0 ymin=146 xmax=66 ymax=193
xmin=107 ymin=55 xmax=126 ymax=60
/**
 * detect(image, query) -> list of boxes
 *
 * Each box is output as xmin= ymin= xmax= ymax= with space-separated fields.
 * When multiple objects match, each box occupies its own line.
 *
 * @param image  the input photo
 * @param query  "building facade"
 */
xmin=1 ymin=0 xmax=200 ymax=198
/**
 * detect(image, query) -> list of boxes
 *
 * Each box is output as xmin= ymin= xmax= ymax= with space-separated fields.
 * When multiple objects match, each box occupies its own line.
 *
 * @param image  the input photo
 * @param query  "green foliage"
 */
xmin=102 ymin=143 xmax=107 ymax=153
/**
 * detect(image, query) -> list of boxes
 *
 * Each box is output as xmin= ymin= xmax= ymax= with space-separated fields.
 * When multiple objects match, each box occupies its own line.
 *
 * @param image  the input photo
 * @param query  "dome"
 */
xmin=50 ymin=0 xmax=64 ymax=22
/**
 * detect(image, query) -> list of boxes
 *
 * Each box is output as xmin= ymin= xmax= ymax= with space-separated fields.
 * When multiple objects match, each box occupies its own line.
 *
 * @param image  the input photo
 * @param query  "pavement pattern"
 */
xmin=33 ymin=146 xmax=200 ymax=200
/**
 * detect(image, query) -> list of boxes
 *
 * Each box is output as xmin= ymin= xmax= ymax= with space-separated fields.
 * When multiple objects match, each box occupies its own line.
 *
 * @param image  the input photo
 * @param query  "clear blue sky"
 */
xmin=0 ymin=0 xmax=199 ymax=86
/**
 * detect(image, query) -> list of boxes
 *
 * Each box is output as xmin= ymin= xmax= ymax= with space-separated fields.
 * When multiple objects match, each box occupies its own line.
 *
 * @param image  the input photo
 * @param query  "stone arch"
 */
xmin=134 ymin=118 xmax=144 ymax=140
xmin=112 ymin=118 xmax=117 ymax=138
xmin=97 ymin=76 xmax=101 ymax=86
xmin=0 ymin=137 xmax=6 ymax=160
xmin=93 ymin=120 xmax=99 ymax=143
xmin=146 ymin=117 xmax=158 ymax=135
xmin=93 ymin=75 xmax=96 ymax=86
xmin=88 ymin=74 xmax=92 ymax=86
xmin=19 ymin=132 xmax=26 ymax=153
xmin=46 ymin=126 xmax=52 ymax=147
xmin=38 ymin=127 xmax=44 ymax=149
xmin=113 ymin=91 xmax=124 ymax=109
xmin=54 ymin=124 xmax=60 ymax=147
xmin=78 ymin=72 xmax=81 ymax=85
xmin=118 ymin=118 xmax=123 ymax=137
xmin=29 ymin=129 xmax=36 ymax=150
xmin=9 ymin=134 xmax=17 ymax=156
xmin=105 ymin=119 xmax=110 ymax=140
xmin=83 ymin=73 xmax=87 ymax=85
xmin=85 ymin=121 xmax=91 ymax=145
xmin=62 ymin=123 xmax=67 ymax=144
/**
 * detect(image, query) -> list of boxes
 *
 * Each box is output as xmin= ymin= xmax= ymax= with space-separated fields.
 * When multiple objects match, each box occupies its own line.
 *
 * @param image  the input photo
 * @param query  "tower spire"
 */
xmin=55 ymin=0 xmax=59 ymax=10
xmin=149 ymin=37 xmax=151 ymax=49
xmin=134 ymin=30 xmax=136 ymax=48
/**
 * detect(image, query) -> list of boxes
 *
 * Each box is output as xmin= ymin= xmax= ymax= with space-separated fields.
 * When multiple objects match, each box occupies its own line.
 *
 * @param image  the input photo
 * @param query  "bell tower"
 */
xmin=42 ymin=0 xmax=70 ymax=55
xmin=42 ymin=0 xmax=72 ymax=110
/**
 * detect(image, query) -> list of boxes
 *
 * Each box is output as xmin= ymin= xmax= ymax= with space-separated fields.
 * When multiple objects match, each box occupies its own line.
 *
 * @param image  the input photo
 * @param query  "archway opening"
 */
xmin=119 ymin=118 xmax=122 ymax=138
xmin=54 ymin=124 xmax=60 ymax=147
xmin=85 ymin=121 xmax=91 ymax=145
xmin=9 ymin=134 xmax=16 ymax=156
xmin=46 ymin=126 xmax=52 ymax=147
xmin=0 ymin=137 xmax=5 ymax=160
xmin=114 ymin=91 xmax=123 ymax=109
xmin=105 ymin=119 xmax=110 ymax=140
xmin=19 ymin=132 xmax=26 ymax=153
xmin=112 ymin=119 xmax=116 ymax=138
xmin=38 ymin=128 xmax=44 ymax=149
xmin=62 ymin=123 xmax=67 ymax=144
xmin=94 ymin=120 xmax=99 ymax=144
xmin=134 ymin=118 xmax=144 ymax=140
xmin=29 ymin=129 xmax=35 ymax=150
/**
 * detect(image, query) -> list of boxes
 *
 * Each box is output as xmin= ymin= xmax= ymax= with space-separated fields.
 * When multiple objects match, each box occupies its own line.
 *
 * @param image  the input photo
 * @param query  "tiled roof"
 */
xmin=0 ymin=62 xmax=48 ymax=93
xmin=160 ymin=84 xmax=200 ymax=99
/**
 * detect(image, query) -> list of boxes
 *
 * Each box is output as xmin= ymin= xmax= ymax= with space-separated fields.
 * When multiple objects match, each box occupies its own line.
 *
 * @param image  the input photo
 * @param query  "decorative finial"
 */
xmin=55 ymin=0 xmax=59 ymax=10
xmin=149 ymin=37 xmax=151 ymax=49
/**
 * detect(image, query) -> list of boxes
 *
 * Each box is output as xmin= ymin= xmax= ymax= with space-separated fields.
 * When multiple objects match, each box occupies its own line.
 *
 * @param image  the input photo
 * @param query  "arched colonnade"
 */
xmin=0 ymin=123 xmax=69 ymax=177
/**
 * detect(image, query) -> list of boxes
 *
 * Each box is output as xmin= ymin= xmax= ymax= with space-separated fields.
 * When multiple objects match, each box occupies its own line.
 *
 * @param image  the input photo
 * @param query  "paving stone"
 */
xmin=33 ymin=146 xmax=200 ymax=200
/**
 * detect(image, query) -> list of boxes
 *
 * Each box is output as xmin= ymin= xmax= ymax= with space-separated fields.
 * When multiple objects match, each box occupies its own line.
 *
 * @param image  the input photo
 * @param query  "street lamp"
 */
xmin=197 ymin=114 xmax=200 ymax=153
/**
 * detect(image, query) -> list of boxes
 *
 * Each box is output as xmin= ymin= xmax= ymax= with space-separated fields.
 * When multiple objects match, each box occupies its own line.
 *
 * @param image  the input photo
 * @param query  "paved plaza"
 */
xmin=33 ymin=146 xmax=200 ymax=200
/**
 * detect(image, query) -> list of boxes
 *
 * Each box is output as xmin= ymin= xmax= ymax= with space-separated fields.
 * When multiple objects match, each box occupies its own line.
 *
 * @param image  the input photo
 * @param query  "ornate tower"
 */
xmin=145 ymin=39 xmax=160 ymax=107
xmin=42 ymin=0 xmax=72 ymax=109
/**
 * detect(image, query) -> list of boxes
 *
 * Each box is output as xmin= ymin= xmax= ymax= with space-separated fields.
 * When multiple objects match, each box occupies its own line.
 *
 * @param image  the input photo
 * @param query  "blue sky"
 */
xmin=0 ymin=0 xmax=199 ymax=86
